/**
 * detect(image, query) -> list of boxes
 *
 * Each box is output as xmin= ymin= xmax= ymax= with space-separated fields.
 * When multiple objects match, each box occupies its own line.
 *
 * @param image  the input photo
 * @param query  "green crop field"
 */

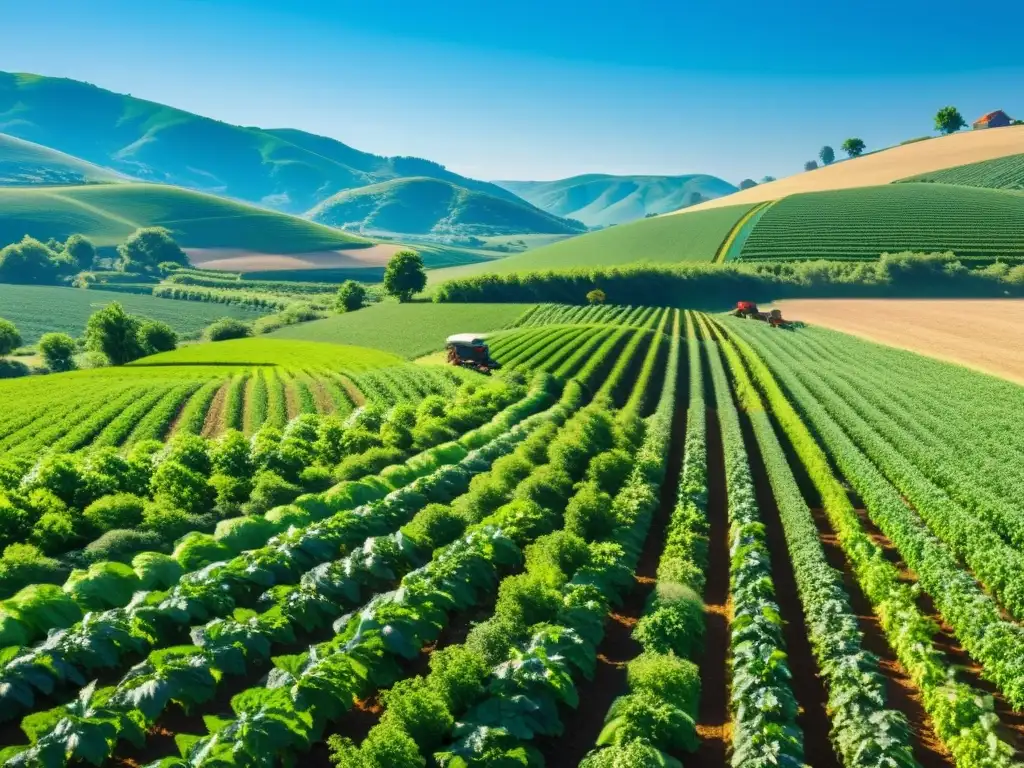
xmin=427 ymin=202 xmax=754 ymax=283
xmin=270 ymin=301 xmax=534 ymax=358
xmin=0 ymin=284 xmax=263 ymax=343
xmin=0 ymin=183 xmax=370 ymax=251
xmin=737 ymin=182 xmax=1024 ymax=261
xmin=899 ymin=152 xmax=1024 ymax=191
xmin=2 ymin=302 xmax=1024 ymax=767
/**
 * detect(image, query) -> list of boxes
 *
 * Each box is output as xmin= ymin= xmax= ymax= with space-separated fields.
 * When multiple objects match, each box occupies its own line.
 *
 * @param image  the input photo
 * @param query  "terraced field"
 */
xmin=1 ymin=305 xmax=1023 ymax=768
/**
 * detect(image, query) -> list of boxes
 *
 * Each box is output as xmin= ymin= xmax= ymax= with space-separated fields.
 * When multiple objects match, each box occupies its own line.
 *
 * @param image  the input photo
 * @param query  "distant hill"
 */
xmin=671 ymin=125 xmax=1024 ymax=215
xmin=0 ymin=71 xmax=525 ymax=215
xmin=494 ymin=174 xmax=738 ymax=227
xmin=0 ymin=182 xmax=370 ymax=252
xmin=0 ymin=133 xmax=127 ymax=185
xmin=307 ymin=177 xmax=587 ymax=237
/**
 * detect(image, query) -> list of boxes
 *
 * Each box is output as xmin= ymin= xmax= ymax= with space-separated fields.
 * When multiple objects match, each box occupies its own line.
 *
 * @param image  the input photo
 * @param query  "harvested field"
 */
xmin=674 ymin=125 xmax=1024 ymax=212
xmin=185 ymin=244 xmax=401 ymax=272
xmin=769 ymin=298 xmax=1024 ymax=384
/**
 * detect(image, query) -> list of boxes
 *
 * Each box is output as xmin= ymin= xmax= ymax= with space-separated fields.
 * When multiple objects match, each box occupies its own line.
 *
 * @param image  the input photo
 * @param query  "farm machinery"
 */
xmin=445 ymin=334 xmax=501 ymax=374
xmin=733 ymin=301 xmax=788 ymax=327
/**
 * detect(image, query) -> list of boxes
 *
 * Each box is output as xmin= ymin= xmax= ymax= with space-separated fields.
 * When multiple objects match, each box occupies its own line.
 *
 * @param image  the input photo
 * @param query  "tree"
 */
xmin=761 ymin=176 xmax=776 ymax=183
xmin=85 ymin=303 xmax=143 ymax=365
xmin=0 ymin=236 xmax=59 ymax=284
xmin=586 ymin=289 xmax=607 ymax=305
xmin=205 ymin=318 xmax=252 ymax=342
xmin=934 ymin=106 xmax=967 ymax=135
xmin=738 ymin=179 xmax=758 ymax=190
xmin=138 ymin=320 xmax=178 ymax=355
xmin=819 ymin=145 xmax=835 ymax=165
xmin=38 ymin=333 xmax=77 ymax=372
xmin=841 ymin=138 xmax=866 ymax=158
xmin=336 ymin=280 xmax=367 ymax=312
xmin=62 ymin=235 xmax=98 ymax=270
xmin=804 ymin=160 xmax=818 ymax=171
xmin=0 ymin=318 xmax=21 ymax=357
xmin=383 ymin=250 xmax=426 ymax=303
xmin=117 ymin=227 xmax=189 ymax=272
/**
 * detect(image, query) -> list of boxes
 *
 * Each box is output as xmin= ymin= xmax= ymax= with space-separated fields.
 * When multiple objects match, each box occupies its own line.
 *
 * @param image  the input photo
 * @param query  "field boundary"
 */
xmin=713 ymin=200 xmax=775 ymax=263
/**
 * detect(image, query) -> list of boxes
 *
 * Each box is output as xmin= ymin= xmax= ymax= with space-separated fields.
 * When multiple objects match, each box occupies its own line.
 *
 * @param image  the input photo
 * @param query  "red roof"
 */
xmin=975 ymin=110 xmax=1009 ymax=123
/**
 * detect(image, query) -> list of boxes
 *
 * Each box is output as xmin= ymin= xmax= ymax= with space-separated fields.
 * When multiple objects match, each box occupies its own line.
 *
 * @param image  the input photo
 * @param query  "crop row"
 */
xmin=513 ymin=304 xmax=654 ymax=328
xmin=724 ymin=318 xmax=1020 ymax=766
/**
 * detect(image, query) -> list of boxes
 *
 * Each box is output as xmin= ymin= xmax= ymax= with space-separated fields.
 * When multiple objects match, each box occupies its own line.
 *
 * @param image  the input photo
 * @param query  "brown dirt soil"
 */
xmin=185 ymin=244 xmax=402 ymax=272
xmin=199 ymin=380 xmax=230 ymax=437
xmin=770 ymin=299 xmax=1024 ymax=385
xmin=165 ymin=386 xmax=201 ymax=437
xmin=337 ymin=374 xmax=366 ymax=407
xmin=693 ymin=408 xmax=731 ymax=766
xmin=673 ymin=125 xmax=1024 ymax=213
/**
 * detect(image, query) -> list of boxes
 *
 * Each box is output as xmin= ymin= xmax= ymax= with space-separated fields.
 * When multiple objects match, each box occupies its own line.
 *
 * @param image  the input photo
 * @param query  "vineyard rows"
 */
xmin=1 ymin=305 xmax=1023 ymax=767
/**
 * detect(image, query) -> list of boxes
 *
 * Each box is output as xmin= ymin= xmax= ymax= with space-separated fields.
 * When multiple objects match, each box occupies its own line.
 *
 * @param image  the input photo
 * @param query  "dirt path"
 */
xmin=200 ymin=381 xmax=230 ymax=438
xmin=338 ymin=374 xmax=366 ymax=408
xmin=771 ymin=299 xmax=1024 ymax=385
xmin=693 ymin=407 xmax=730 ymax=766
xmin=737 ymin=411 xmax=841 ymax=768
xmin=537 ymin=364 xmax=688 ymax=766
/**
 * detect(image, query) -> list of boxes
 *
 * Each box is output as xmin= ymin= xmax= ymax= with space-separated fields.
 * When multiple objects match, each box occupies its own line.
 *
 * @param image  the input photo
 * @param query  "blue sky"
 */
xmin=2 ymin=0 xmax=1022 ymax=183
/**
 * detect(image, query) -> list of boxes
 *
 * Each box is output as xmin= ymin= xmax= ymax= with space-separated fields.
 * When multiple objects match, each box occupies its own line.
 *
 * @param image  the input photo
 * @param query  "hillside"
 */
xmin=0 ymin=182 xmax=370 ymax=252
xmin=427 ymin=202 xmax=753 ymax=282
xmin=0 ymin=133 xmax=127 ymax=186
xmin=495 ymin=173 xmax=738 ymax=227
xmin=899 ymin=153 xmax=1024 ymax=191
xmin=671 ymin=125 xmax=1024 ymax=214
xmin=306 ymin=177 xmax=587 ymax=237
xmin=0 ymin=71 xmax=524 ymax=214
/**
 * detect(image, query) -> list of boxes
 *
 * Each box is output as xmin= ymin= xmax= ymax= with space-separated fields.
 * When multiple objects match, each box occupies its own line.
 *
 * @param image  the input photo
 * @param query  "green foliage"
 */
xmin=137 ymin=320 xmax=178 ymax=355
xmin=204 ymin=317 xmax=253 ymax=342
xmin=899 ymin=151 xmax=1024 ymax=191
xmin=818 ymin=145 xmax=835 ymax=165
xmin=85 ymin=302 xmax=143 ymax=365
xmin=383 ymin=250 xmax=427 ymax=302
xmin=38 ymin=332 xmax=77 ymax=371
xmin=0 ymin=236 xmax=59 ymax=284
xmin=82 ymin=493 xmax=147 ymax=534
xmin=116 ymin=227 xmax=189 ymax=272
xmin=336 ymin=280 xmax=368 ymax=312
xmin=586 ymin=288 xmax=606 ymax=305
xmin=0 ymin=318 xmax=21 ymax=356
xmin=934 ymin=105 xmax=967 ymax=135
xmin=804 ymin=160 xmax=818 ymax=171
xmin=63 ymin=234 xmax=98 ymax=270
xmin=841 ymin=137 xmax=866 ymax=157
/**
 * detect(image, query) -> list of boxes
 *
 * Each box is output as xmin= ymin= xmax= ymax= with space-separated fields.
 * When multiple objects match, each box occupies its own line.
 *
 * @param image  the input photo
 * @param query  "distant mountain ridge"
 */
xmin=0 ymin=71 xmax=529 ymax=216
xmin=495 ymin=173 xmax=738 ymax=227
xmin=0 ymin=133 xmax=128 ymax=186
xmin=307 ymin=177 xmax=586 ymax=237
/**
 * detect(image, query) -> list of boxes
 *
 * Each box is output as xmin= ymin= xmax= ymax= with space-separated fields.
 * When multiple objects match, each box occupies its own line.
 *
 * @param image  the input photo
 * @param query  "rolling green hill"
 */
xmin=0 ymin=182 xmax=370 ymax=251
xmin=898 ymin=153 xmax=1024 ymax=192
xmin=0 ymin=133 xmax=127 ymax=186
xmin=0 ymin=71 xmax=525 ymax=215
xmin=494 ymin=173 xmax=738 ymax=227
xmin=427 ymin=202 xmax=754 ymax=282
xmin=307 ymin=177 xmax=586 ymax=237
xmin=736 ymin=183 xmax=1024 ymax=261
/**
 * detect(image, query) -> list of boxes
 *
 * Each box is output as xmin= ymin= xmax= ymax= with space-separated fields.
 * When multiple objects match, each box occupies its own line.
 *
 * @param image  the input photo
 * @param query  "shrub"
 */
xmin=31 ymin=510 xmax=80 ymax=554
xmin=466 ymin=616 xmax=524 ymax=666
xmin=0 ymin=543 xmax=67 ymax=595
xmin=596 ymin=691 xmax=698 ymax=754
xmin=82 ymin=529 xmax=164 ymax=564
xmin=299 ymin=466 xmax=334 ymax=492
xmin=0 ymin=494 xmax=30 ymax=549
xmin=85 ymin=302 xmax=143 ymax=365
xmin=494 ymin=572 xmax=561 ymax=628
xmin=211 ymin=430 xmax=254 ymax=478
xmin=137 ymin=320 xmax=178 ymax=355
xmin=132 ymin=551 xmax=185 ymax=590
xmin=209 ymin=472 xmax=252 ymax=511
xmin=336 ymin=280 xmax=367 ymax=312
xmin=632 ymin=582 xmax=705 ymax=658
xmin=38 ymin=332 xmax=77 ymax=372
xmin=626 ymin=652 xmax=701 ymax=715
xmin=565 ymin=481 xmax=616 ymax=541
xmin=151 ymin=461 xmax=215 ymax=515
xmin=165 ymin=433 xmax=213 ymax=475
xmin=334 ymin=446 xmax=405 ymax=481
xmin=378 ymin=677 xmax=454 ymax=751
xmin=587 ymin=449 xmax=633 ymax=495
xmin=83 ymin=493 xmax=147 ymax=534
xmin=246 ymin=470 xmax=301 ymax=514
xmin=0 ymin=319 xmax=23 ymax=358
xmin=173 ymin=532 xmax=231 ymax=570
xmin=400 ymin=504 xmax=466 ymax=550
xmin=427 ymin=645 xmax=489 ymax=713
xmin=204 ymin=317 xmax=252 ymax=342
xmin=65 ymin=560 xmax=143 ymax=608
xmin=511 ymin=465 xmax=572 ymax=511
xmin=142 ymin=500 xmax=211 ymax=541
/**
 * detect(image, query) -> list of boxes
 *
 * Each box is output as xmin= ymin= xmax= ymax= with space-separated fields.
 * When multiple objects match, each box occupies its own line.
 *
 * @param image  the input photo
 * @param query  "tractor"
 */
xmin=732 ymin=301 xmax=787 ymax=328
xmin=445 ymin=334 xmax=500 ymax=374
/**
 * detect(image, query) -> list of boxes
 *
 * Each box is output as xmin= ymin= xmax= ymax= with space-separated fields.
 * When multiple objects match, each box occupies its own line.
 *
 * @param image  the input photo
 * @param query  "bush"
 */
xmin=0 ymin=318 xmax=22 ymax=357
xmin=494 ymin=572 xmax=561 ymax=628
xmin=0 ymin=543 xmax=67 ymax=595
xmin=0 ymin=494 xmax=30 ymax=549
xmin=211 ymin=430 xmax=254 ymax=478
xmin=626 ymin=652 xmax=701 ymax=715
xmin=38 ymin=332 xmax=78 ymax=372
xmin=596 ymin=691 xmax=698 ymax=754
xmin=83 ymin=493 xmax=147 ymax=534
xmin=632 ymin=582 xmax=705 ymax=658
xmin=31 ymin=510 xmax=80 ymax=554
xmin=565 ymin=481 xmax=616 ymax=541
xmin=378 ymin=677 xmax=454 ymax=751
xmin=82 ymin=529 xmax=164 ymax=564
xmin=511 ymin=465 xmax=572 ymax=511
xmin=137 ymin=320 xmax=178 ymax=355
xmin=142 ymin=500 xmax=212 ymax=541
xmin=132 ymin=551 xmax=184 ymax=590
xmin=173 ymin=532 xmax=231 ymax=570
xmin=587 ymin=449 xmax=633 ymax=495
xmin=150 ymin=461 xmax=215 ymax=515
xmin=334 ymin=446 xmax=405 ymax=481
xmin=246 ymin=470 xmax=301 ymax=514
xmin=428 ymin=645 xmax=489 ymax=713
xmin=400 ymin=503 xmax=466 ymax=550
xmin=336 ymin=280 xmax=368 ymax=312
xmin=209 ymin=472 xmax=252 ymax=511
xmin=299 ymin=465 xmax=334 ymax=492
xmin=204 ymin=317 xmax=252 ymax=342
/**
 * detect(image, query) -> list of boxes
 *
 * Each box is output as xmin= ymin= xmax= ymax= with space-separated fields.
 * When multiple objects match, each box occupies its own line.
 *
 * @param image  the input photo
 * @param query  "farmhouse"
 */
xmin=973 ymin=110 xmax=1013 ymax=130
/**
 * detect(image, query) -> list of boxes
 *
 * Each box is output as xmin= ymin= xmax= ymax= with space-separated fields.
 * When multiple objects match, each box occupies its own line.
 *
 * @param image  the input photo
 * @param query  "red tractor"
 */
xmin=733 ymin=301 xmax=787 ymax=327
xmin=445 ymin=334 xmax=501 ymax=374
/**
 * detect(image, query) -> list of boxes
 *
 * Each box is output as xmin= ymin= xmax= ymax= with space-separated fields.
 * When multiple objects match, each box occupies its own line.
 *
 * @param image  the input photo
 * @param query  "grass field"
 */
xmin=427 ymin=203 xmax=753 ymax=283
xmin=737 ymin=182 xmax=1024 ymax=261
xmin=899 ymin=152 xmax=1024 ymax=191
xmin=271 ymin=301 xmax=534 ymax=357
xmin=0 ymin=283 xmax=263 ymax=343
xmin=0 ymin=133 xmax=126 ymax=185
xmin=0 ymin=183 xmax=370 ymax=251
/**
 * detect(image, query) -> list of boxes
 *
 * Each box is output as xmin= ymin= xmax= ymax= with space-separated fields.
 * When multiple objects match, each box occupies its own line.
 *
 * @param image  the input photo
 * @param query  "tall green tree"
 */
xmin=383 ymin=250 xmax=427 ymax=303
xmin=819 ymin=145 xmax=835 ymax=165
xmin=934 ymin=106 xmax=967 ymax=135
xmin=0 ymin=318 xmax=21 ymax=357
xmin=738 ymin=179 xmax=757 ymax=190
xmin=841 ymin=138 xmax=866 ymax=158
xmin=138 ymin=320 xmax=178 ymax=355
xmin=336 ymin=280 xmax=367 ymax=312
xmin=62 ymin=235 xmax=98 ymax=270
xmin=38 ymin=333 xmax=77 ymax=372
xmin=117 ymin=227 xmax=189 ymax=272
xmin=804 ymin=160 xmax=818 ymax=171
xmin=0 ymin=236 xmax=58 ymax=284
xmin=85 ymin=303 xmax=143 ymax=365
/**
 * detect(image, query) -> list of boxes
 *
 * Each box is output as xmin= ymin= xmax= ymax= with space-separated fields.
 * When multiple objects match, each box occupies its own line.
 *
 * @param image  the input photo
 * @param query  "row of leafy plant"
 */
xmin=512 ymin=303 xmax=648 ymax=328
xmin=737 ymin=320 xmax=1024 ymax=712
xmin=724 ymin=319 xmax=1020 ymax=766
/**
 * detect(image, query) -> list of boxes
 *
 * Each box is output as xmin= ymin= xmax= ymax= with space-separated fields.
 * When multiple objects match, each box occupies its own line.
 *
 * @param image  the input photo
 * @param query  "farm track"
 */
xmin=735 ymin=406 xmax=840 ymax=768
xmin=537 ymin=352 xmax=689 ymax=766
xmin=199 ymin=380 xmax=230 ymax=437
xmin=692 ymin=407 xmax=730 ymax=766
